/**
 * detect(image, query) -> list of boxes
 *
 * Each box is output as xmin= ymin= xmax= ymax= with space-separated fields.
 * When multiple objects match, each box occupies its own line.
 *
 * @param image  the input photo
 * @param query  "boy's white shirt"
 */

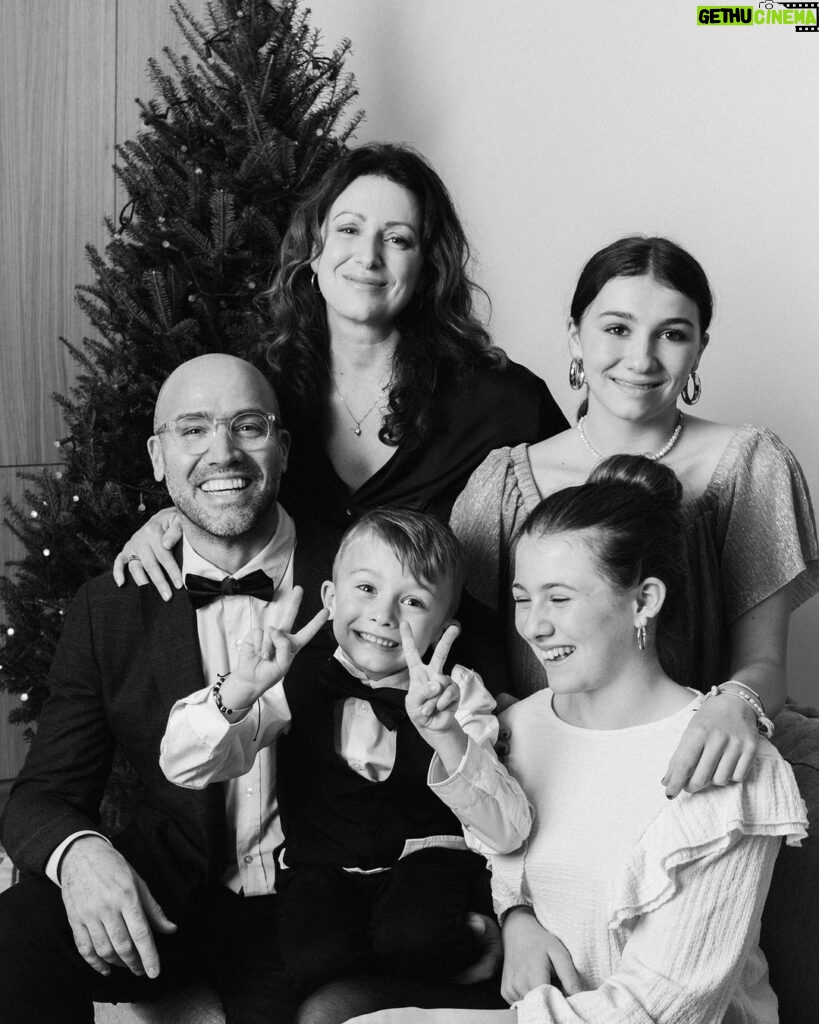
xmin=160 ymin=646 xmax=499 ymax=785
xmin=161 ymin=640 xmax=531 ymax=864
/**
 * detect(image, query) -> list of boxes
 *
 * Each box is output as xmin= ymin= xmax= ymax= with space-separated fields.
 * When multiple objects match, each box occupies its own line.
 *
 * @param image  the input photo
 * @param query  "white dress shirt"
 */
xmin=161 ymin=647 xmax=503 ymax=869
xmin=180 ymin=506 xmax=296 ymax=895
xmin=47 ymin=504 xmax=296 ymax=895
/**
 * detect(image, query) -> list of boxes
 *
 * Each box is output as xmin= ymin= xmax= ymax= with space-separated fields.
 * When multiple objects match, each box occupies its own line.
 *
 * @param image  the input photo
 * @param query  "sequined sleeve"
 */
xmin=449 ymin=446 xmax=521 ymax=611
xmin=717 ymin=426 xmax=819 ymax=623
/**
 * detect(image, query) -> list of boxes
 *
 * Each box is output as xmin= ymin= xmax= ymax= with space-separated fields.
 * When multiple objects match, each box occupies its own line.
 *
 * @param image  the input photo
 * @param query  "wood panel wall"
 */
xmin=0 ymin=0 xmax=207 ymax=784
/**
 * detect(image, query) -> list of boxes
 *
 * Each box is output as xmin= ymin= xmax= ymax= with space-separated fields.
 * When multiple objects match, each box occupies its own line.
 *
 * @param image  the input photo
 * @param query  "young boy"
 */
xmin=161 ymin=509 xmax=529 ymax=994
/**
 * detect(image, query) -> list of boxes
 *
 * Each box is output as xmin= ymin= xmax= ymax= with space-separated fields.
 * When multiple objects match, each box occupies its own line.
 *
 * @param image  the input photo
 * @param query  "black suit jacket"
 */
xmin=0 ymin=572 xmax=227 ymax=907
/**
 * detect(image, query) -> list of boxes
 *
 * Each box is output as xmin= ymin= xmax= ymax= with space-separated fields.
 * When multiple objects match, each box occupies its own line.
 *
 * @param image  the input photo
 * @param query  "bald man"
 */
xmin=0 ymin=355 xmax=325 ymax=1024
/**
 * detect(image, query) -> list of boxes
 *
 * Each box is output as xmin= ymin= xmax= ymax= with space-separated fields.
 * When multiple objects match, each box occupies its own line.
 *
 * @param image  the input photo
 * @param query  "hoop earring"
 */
xmin=681 ymin=371 xmax=701 ymax=405
xmin=310 ymin=271 xmax=321 ymax=293
xmin=569 ymin=358 xmax=585 ymax=391
xmin=636 ymin=624 xmax=647 ymax=652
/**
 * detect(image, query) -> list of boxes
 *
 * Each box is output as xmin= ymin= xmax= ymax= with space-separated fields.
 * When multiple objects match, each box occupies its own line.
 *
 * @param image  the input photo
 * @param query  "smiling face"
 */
xmin=569 ymin=274 xmax=707 ymax=426
xmin=312 ymin=174 xmax=424 ymax=336
xmin=148 ymin=355 xmax=290 ymax=557
xmin=322 ymin=532 xmax=454 ymax=680
xmin=513 ymin=530 xmax=643 ymax=696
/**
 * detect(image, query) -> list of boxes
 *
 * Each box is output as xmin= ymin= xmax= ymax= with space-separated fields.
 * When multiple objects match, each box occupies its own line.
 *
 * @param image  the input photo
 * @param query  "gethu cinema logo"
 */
xmin=697 ymin=3 xmax=818 ymax=26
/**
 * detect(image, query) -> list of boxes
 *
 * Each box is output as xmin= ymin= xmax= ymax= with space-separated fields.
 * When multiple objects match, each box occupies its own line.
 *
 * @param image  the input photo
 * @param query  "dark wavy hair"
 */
xmin=264 ymin=143 xmax=505 ymax=446
xmin=570 ymin=236 xmax=713 ymax=418
xmin=517 ymin=455 xmax=686 ymax=659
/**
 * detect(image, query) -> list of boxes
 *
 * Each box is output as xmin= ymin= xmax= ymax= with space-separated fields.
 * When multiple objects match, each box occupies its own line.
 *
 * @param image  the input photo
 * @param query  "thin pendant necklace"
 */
xmin=325 ymin=361 xmax=389 ymax=437
xmin=577 ymin=411 xmax=684 ymax=462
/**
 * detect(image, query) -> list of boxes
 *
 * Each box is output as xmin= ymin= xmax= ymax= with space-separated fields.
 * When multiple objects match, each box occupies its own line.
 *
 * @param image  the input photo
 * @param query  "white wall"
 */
xmin=307 ymin=0 xmax=819 ymax=705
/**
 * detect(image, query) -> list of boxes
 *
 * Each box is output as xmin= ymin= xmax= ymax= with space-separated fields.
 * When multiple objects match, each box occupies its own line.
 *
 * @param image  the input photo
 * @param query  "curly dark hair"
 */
xmin=264 ymin=142 xmax=505 ymax=447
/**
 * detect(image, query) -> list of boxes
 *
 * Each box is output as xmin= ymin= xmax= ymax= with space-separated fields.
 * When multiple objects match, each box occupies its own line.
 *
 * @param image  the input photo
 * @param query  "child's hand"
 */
xmin=228 ymin=587 xmax=329 ymax=706
xmin=402 ymin=621 xmax=461 ymax=734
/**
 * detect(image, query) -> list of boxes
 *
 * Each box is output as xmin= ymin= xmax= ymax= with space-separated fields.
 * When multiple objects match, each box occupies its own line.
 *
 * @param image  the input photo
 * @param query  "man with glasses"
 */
xmin=0 ymin=353 xmax=503 ymax=1024
xmin=0 ymin=354 xmax=326 ymax=1024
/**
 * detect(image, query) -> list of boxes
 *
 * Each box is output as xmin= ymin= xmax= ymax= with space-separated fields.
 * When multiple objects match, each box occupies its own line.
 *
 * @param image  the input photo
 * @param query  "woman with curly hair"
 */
xmin=116 ymin=143 xmax=564 ymax=625
xmin=267 ymin=142 xmax=564 ymax=606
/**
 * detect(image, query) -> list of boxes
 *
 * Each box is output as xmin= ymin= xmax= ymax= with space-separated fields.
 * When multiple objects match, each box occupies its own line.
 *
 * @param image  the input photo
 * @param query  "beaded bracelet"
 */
xmin=720 ymin=680 xmax=775 ymax=735
xmin=721 ymin=683 xmax=765 ymax=718
xmin=212 ymin=672 xmax=252 ymax=719
xmin=721 ymin=679 xmax=766 ymax=710
xmin=704 ymin=684 xmax=775 ymax=738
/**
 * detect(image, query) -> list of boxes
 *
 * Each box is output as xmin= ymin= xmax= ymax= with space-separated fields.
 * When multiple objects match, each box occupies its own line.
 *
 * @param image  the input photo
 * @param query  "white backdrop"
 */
xmin=306 ymin=0 xmax=819 ymax=704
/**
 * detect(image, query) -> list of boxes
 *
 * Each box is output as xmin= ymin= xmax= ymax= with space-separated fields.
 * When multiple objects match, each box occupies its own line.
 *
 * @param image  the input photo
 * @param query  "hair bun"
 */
xmin=588 ymin=454 xmax=683 ymax=512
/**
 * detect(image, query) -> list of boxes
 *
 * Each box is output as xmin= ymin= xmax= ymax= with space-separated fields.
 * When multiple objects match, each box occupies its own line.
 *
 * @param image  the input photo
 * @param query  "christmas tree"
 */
xmin=0 ymin=0 xmax=362 ymax=735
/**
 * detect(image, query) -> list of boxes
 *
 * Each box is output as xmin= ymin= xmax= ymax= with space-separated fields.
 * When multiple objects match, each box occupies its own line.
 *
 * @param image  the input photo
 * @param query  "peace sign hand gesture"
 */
xmin=224 ymin=586 xmax=329 ymax=709
xmin=402 ymin=621 xmax=462 ymax=734
xmin=402 ymin=619 xmax=470 ymax=775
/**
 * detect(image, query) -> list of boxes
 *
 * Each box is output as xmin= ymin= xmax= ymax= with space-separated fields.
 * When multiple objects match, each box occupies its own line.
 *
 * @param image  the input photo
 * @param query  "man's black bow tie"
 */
xmin=322 ymin=659 xmax=408 ymax=731
xmin=184 ymin=569 xmax=276 ymax=609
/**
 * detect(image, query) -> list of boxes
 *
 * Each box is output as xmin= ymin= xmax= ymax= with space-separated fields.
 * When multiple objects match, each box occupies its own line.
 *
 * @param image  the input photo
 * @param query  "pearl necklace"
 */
xmin=577 ymin=411 xmax=684 ymax=462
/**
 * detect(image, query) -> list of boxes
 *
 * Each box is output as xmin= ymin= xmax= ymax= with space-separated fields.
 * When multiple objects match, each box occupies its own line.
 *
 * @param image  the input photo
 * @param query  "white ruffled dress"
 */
xmin=441 ymin=689 xmax=807 ymax=1024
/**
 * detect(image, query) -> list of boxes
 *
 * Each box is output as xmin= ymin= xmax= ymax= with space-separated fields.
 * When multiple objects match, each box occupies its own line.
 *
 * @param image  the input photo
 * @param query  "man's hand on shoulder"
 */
xmin=59 ymin=835 xmax=177 ymax=979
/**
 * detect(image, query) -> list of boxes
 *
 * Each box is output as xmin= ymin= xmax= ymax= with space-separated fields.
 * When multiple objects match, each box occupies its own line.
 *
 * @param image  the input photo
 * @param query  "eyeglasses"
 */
xmin=154 ymin=412 xmax=280 ymax=455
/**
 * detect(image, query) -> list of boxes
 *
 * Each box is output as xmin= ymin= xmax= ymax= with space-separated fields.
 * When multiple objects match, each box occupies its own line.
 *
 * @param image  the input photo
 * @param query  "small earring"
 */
xmin=310 ymin=271 xmax=321 ymax=293
xmin=569 ymin=358 xmax=585 ymax=390
xmin=636 ymin=624 xmax=647 ymax=652
xmin=681 ymin=371 xmax=701 ymax=405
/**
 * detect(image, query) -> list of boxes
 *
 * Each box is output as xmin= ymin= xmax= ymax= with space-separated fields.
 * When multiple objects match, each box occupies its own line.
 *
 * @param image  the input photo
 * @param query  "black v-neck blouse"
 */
xmin=281 ymin=358 xmax=566 ymax=631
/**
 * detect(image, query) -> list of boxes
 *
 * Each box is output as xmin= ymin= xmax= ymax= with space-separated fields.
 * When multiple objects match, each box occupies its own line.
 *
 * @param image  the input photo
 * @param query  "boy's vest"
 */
xmin=278 ymin=658 xmax=466 ymax=870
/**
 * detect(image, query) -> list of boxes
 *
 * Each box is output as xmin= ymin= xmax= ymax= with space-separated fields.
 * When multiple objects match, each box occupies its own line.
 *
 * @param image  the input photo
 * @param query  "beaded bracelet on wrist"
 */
xmin=704 ymin=684 xmax=775 ymax=738
xmin=721 ymin=679 xmax=766 ymax=709
xmin=212 ymin=672 xmax=252 ymax=719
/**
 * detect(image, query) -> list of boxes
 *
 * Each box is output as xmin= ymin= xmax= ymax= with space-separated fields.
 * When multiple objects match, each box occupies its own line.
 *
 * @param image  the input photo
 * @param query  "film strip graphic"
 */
xmin=777 ymin=2 xmax=819 ymax=31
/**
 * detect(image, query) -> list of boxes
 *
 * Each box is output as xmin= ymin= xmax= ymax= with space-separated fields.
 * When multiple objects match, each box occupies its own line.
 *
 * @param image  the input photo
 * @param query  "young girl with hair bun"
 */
xmin=361 ymin=455 xmax=807 ymax=1024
